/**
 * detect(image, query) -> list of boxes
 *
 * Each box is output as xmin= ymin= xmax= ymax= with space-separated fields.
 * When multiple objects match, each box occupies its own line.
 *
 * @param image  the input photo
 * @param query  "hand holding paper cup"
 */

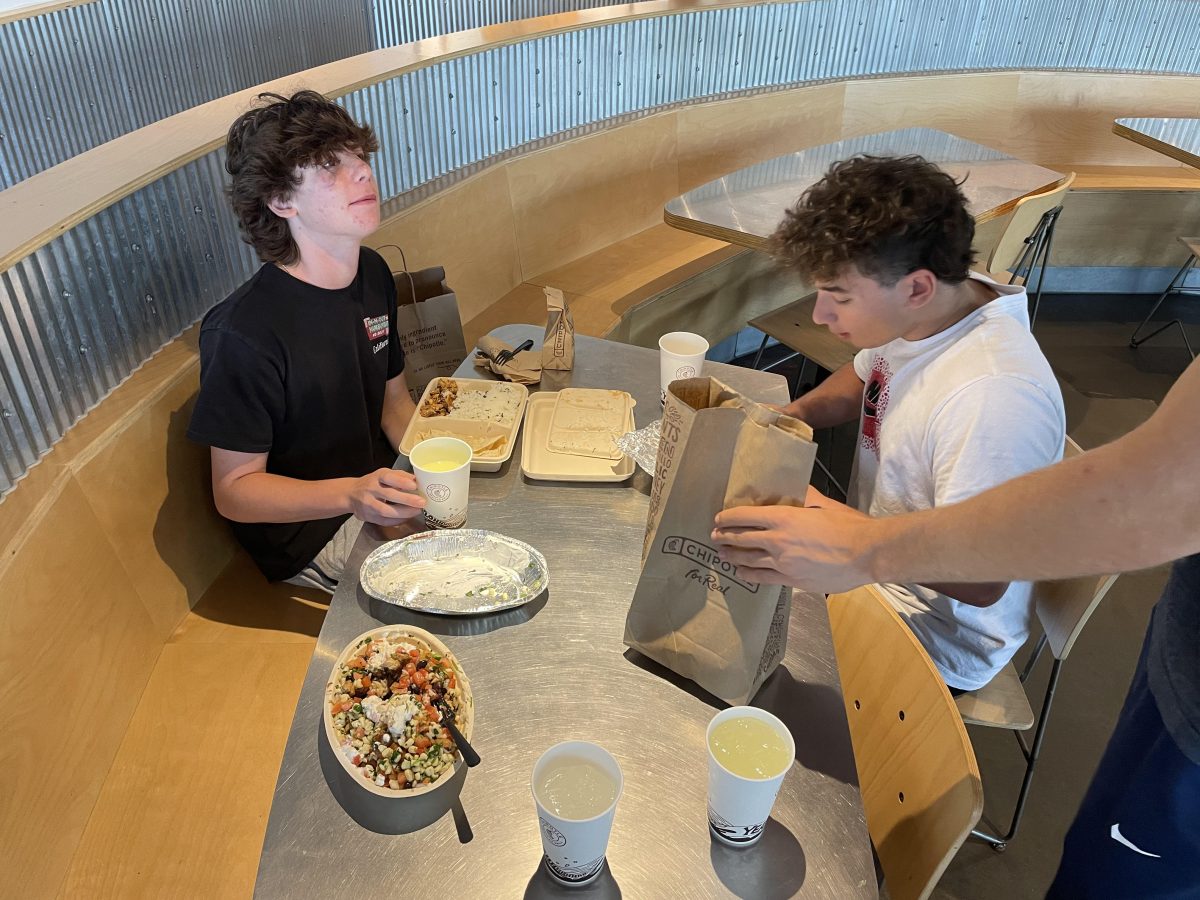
xmin=658 ymin=331 xmax=709 ymax=405
xmin=706 ymin=706 xmax=795 ymax=847
xmin=409 ymin=436 xmax=472 ymax=529
xmin=532 ymin=741 xmax=623 ymax=886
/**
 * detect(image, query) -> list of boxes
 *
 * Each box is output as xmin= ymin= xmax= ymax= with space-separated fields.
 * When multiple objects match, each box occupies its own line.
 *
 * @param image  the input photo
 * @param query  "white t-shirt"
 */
xmin=848 ymin=274 xmax=1066 ymax=691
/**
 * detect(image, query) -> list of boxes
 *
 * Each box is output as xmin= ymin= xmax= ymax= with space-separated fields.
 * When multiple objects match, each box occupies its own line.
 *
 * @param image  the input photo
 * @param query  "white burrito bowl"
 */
xmin=323 ymin=625 xmax=475 ymax=799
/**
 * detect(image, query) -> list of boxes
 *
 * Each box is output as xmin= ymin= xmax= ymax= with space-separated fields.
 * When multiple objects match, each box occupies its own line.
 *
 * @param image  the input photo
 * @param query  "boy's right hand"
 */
xmin=348 ymin=468 xmax=426 ymax=525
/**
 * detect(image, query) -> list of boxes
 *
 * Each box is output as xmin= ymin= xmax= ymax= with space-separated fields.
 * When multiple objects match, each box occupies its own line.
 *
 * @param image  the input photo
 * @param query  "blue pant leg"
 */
xmin=1048 ymin=620 xmax=1200 ymax=899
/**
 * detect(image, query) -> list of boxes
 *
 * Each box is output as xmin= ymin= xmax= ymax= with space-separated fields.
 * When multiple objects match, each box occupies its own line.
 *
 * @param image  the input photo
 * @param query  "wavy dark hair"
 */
xmin=225 ymin=90 xmax=379 ymax=265
xmin=770 ymin=155 xmax=975 ymax=285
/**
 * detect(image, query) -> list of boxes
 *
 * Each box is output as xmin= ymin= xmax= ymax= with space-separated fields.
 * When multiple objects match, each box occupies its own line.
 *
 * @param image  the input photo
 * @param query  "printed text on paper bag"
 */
xmin=662 ymin=536 xmax=759 ymax=593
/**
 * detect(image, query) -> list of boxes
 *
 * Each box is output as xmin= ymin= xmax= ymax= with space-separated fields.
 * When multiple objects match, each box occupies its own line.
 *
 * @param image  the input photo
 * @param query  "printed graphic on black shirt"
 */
xmin=364 ymin=313 xmax=389 ymax=354
xmin=861 ymin=357 xmax=893 ymax=456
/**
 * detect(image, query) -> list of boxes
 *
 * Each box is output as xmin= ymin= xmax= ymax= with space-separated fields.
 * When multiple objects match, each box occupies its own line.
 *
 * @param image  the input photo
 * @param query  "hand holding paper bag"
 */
xmin=623 ymin=377 xmax=818 ymax=705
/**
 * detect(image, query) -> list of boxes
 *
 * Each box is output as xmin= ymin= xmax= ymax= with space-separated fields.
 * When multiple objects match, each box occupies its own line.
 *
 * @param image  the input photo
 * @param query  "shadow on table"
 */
xmin=317 ymin=718 xmax=473 ymax=837
xmin=755 ymin=668 xmax=860 ymax=788
xmin=711 ymin=818 xmax=806 ymax=899
xmin=359 ymin=585 xmax=550 ymax=636
xmin=622 ymin=651 xmax=858 ymax=787
xmin=523 ymin=860 xmax=622 ymax=899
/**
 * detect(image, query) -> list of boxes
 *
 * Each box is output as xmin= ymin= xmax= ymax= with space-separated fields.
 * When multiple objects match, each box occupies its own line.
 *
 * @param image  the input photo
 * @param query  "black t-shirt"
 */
xmin=187 ymin=249 xmax=404 ymax=581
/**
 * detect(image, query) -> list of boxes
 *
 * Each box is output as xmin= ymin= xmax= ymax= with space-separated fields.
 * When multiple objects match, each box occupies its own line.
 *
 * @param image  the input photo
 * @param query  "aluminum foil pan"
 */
xmin=360 ymin=529 xmax=549 ymax=615
xmin=616 ymin=418 xmax=661 ymax=477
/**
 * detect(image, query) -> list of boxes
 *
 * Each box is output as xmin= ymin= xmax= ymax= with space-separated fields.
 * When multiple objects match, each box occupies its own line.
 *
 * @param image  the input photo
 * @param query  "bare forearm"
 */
xmin=381 ymin=415 xmax=406 ymax=454
xmin=782 ymin=362 xmax=864 ymax=429
xmin=381 ymin=379 xmax=416 ymax=453
xmin=869 ymin=403 xmax=1200 ymax=584
xmin=215 ymin=471 xmax=354 ymax=523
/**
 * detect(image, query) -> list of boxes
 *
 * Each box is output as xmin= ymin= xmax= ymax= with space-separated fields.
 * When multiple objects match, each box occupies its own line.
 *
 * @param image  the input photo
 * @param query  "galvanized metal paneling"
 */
xmin=0 ymin=0 xmax=372 ymax=190
xmin=3 ymin=0 xmax=1200 ymax=494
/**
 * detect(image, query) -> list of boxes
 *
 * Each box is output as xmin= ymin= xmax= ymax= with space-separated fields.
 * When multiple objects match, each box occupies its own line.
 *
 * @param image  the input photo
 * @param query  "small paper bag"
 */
xmin=541 ymin=286 xmax=575 ymax=371
xmin=624 ymin=377 xmax=817 ymax=705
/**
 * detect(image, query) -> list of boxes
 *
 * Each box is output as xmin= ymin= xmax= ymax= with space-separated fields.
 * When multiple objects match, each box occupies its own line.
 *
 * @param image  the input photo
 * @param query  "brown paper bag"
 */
xmin=378 ymin=245 xmax=469 ymax=402
xmin=624 ymin=376 xmax=817 ymax=705
xmin=541 ymin=286 xmax=575 ymax=371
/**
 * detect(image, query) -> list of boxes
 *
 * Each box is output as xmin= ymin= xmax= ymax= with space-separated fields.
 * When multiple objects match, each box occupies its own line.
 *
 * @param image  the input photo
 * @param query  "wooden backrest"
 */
xmin=986 ymin=172 xmax=1077 ymax=276
xmin=828 ymin=586 xmax=983 ymax=900
xmin=1033 ymin=436 xmax=1120 ymax=659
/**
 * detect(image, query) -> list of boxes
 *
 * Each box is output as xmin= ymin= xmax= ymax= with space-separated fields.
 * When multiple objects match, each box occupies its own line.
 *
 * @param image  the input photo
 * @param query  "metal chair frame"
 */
xmin=1129 ymin=250 xmax=1198 ymax=359
xmin=968 ymin=632 xmax=1058 ymax=852
xmin=1008 ymin=204 xmax=1064 ymax=328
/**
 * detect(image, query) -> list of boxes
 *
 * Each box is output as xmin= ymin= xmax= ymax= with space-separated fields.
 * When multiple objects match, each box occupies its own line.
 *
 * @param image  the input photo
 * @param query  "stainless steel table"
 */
xmin=255 ymin=325 xmax=876 ymax=899
xmin=1114 ymin=117 xmax=1200 ymax=170
xmin=665 ymin=127 xmax=1064 ymax=250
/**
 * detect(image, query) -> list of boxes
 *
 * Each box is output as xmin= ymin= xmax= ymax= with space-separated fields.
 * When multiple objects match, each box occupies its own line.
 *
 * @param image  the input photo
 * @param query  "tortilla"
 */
xmin=547 ymin=388 xmax=633 ymax=460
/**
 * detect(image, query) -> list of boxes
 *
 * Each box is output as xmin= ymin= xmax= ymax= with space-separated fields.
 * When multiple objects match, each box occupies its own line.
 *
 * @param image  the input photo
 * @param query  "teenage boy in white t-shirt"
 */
xmin=763 ymin=155 xmax=1066 ymax=693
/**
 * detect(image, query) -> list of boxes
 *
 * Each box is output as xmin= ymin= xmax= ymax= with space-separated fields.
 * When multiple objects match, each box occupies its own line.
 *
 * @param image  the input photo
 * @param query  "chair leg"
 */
xmin=750 ymin=333 xmax=771 ymax=370
xmin=1130 ymin=255 xmax=1197 ymax=356
xmin=1028 ymin=222 xmax=1059 ymax=329
xmin=970 ymin=658 xmax=1064 ymax=852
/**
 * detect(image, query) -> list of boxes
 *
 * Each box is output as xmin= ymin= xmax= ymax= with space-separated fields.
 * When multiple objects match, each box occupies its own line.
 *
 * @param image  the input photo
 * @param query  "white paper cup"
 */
xmin=706 ymin=706 xmax=796 ymax=847
xmin=409 ymin=436 xmax=472 ymax=529
xmin=532 ymin=741 xmax=623 ymax=887
xmin=659 ymin=331 xmax=709 ymax=405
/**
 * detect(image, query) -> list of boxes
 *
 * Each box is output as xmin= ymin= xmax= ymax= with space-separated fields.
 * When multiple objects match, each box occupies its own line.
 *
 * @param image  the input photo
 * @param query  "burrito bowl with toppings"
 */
xmin=323 ymin=626 xmax=474 ymax=797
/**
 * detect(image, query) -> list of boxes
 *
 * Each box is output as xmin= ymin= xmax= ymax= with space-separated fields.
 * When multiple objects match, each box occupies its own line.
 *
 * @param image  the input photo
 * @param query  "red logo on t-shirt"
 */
xmin=861 ymin=357 xmax=892 ymax=456
xmin=363 ymin=314 xmax=389 ymax=341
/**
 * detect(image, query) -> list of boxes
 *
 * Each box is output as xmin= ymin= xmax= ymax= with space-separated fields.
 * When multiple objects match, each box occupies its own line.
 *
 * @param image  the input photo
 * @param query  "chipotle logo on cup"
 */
xmin=426 ymin=484 xmax=451 ymax=502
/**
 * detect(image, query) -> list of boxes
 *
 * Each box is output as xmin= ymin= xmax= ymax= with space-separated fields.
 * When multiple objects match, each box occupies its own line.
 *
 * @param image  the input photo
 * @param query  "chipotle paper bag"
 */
xmin=624 ymin=377 xmax=817 ymax=705
xmin=378 ymin=245 xmax=468 ymax=402
xmin=541 ymin=286 xmax=574 ymax=371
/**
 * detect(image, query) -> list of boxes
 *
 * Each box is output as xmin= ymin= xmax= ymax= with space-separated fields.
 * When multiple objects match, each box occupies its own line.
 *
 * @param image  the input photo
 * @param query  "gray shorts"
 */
xmin=284 ymin=517 xmax=364 ymax=594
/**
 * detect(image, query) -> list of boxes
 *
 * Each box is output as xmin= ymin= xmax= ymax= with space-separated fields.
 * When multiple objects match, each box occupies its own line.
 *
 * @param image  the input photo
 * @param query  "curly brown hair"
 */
xmin=770 ymin=155 xmax=975 ymax=285
xmin=225 ymin=90 xmax=379 ymax=265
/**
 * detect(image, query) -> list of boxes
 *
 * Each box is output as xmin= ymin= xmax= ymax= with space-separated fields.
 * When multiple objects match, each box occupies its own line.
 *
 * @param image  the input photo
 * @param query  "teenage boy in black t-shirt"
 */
xmin=188 ymin=90 xmax=424 ymax=591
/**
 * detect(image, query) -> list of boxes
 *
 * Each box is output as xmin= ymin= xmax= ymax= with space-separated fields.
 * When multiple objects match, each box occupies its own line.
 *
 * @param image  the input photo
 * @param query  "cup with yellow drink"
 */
xmin=409 ymin=436 xmax=472 ymax=529
xmin=706 ymin=706 xmax=795 ymax=847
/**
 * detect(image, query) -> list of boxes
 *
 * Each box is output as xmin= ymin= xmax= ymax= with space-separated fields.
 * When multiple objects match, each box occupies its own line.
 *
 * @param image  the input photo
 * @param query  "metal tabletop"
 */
xmin=255 ymin=325 xmax=876 ymax=900
xmin=664 ymin=127 xmax=1064 ymax=250
xmin=1114 ymin=117 xmax=1200 ymax=170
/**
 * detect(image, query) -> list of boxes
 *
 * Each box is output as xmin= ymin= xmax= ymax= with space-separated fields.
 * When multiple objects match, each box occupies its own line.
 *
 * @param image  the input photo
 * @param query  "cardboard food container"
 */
xmin=399 ymin=376 xmax=529 ymax=473
xmin=323 ymin=625 xmax=474 ymax=800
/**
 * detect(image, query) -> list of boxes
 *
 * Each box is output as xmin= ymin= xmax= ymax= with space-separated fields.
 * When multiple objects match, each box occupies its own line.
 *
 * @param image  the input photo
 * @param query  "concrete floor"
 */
xmin=740 ymin=307 xmax=1196 ymax=899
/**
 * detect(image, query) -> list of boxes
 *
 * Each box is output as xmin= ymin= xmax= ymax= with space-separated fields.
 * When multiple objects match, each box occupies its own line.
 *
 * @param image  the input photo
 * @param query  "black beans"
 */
xmin=416 ymin=659 xmax=428 ymax=670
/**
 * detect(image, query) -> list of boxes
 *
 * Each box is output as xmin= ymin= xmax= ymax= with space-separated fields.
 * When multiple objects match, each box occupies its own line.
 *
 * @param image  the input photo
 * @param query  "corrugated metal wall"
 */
xmin=0 ymin=1 xmax=372 ymax=189
xmin=0 ymin=1 xmax=656 ymax=190
xmin=2 ymin=0 xmax=1199 ymax=494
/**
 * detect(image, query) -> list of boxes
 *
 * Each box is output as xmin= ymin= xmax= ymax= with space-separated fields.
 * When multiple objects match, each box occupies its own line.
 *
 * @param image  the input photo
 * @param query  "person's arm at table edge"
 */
xmin=210 ymin=447 xmax=425 ymax=527
xmin=864 ymin=355 xmax=1200 ymax=585
xmin=780 ymin=361 xmax=864 ymax=429
xmin=381 ymin=371 xmax=417 ymax=452
xmin=714 ymin=356 xmax=1200 ymax=591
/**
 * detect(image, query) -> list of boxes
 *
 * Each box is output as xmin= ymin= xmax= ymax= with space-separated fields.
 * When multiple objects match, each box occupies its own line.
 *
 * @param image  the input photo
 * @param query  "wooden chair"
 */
xmin=984 ymin=172 xmax=1076 ymax=327
xmin=1128 ymin=236 xmax=1198 ymax=359
xmin=828 ymin=585 xmax=983 ymax=900
xmin=954 ymin=436 xmax=1119 ymax=851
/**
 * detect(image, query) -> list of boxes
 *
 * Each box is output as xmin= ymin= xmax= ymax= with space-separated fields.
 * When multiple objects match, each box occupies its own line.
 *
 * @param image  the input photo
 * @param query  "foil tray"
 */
xmin=360 ymin=529 xmax=549 ymax=615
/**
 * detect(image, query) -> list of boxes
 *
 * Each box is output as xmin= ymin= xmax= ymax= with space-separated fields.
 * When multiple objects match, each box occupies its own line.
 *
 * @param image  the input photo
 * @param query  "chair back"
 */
xmin=1033 ymin=436 xmax=1120 ymax=659
xmin=828 ymin=586 xmax=983 ymax=900
xmin=986 ymin=173 xmax=1077 ymax=277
